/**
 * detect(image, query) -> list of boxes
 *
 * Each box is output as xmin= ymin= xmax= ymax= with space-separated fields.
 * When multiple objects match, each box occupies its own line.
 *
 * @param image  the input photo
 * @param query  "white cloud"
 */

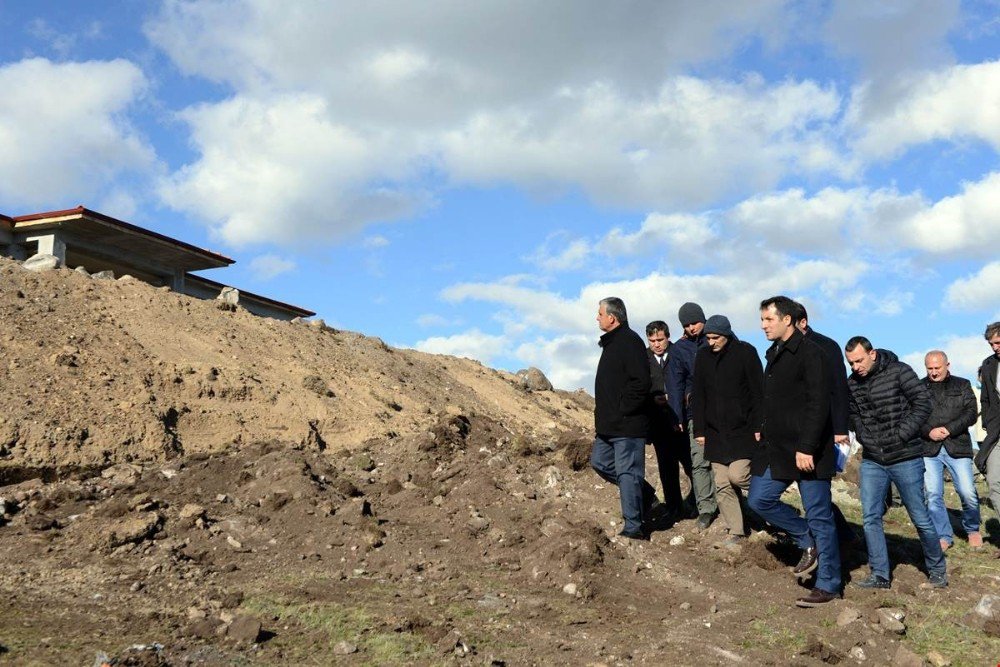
xmin=849 ymin=60 xmax=1000 ymax=158
xmin=944 ymin=261 xmax=1000 ymax=313
xmin=414 ymin=328 xmax=507 ymax=364
xmin=0 ymin=58 xmax=154 ymax=207
xmin=415 ymin=313 xmax=459 ymax=328
xmin=601 ymin=213 xmax=713 ymax=257
xmin=362 ymin=235 xmax=390 ymax=249
xmin=158 ymin=94 xmax=429 ymax=247
xmin=894 ymin=172 xmax=1000 ymax=256
xmin=526 ymin=233 xmax=592 ymax=272
xmin=514 ymin=334 xmax=599 ymax=392
xmin=248 ymin=254 xmax=296 ymax=280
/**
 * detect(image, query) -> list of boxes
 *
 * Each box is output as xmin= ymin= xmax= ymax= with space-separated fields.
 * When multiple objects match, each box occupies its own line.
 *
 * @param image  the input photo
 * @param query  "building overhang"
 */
xmin=11 ymin=206 xmax=233 ymax=272
xmin=186 ymin=273 xmax=316 ymax=319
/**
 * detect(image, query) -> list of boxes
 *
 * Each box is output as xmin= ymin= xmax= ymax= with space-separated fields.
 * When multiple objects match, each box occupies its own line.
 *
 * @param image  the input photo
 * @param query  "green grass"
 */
xmin=738 ymin=618 xmax=807 ymax=653
xmin=242 ymin=594 xmax=435 ymax=665
xmin=903 ymin=601 xmax=1000 ymax=666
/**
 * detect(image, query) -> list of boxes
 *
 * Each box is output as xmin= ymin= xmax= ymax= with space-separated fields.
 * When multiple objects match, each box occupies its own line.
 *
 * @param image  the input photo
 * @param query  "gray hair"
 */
xmin=924 ymin=350 xmax=948 ymax=363
xmin=600 ymin=297 xmax=628 ymax=325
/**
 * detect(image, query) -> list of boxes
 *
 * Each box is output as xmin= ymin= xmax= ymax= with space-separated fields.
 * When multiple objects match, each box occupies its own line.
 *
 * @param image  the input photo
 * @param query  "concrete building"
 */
xmin=2 ymin=206 xmax=314 ymax=320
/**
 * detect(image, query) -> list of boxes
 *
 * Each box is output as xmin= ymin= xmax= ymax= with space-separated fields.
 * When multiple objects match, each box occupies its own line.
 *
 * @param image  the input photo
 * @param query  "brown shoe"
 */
xmin=795 ymin=588 xmax=839 ymax=608
xmin=969 ymin=532 xmax=984 ymax=549
xmin=939 ymin=539 xmax=951 ymax=552
xmin=793 ymin=546 xmax=818 ymax=579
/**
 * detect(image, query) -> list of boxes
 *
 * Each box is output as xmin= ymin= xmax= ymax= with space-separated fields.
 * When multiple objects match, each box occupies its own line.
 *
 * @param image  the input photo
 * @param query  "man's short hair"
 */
xmin=760 ymin=295 xmax=797 ymax=321
xmin=985 ymin=321 xmax=1000 ymax=340
xmin=791 ymin=301 xmax=808 ymax=324
xmin=645 ymin=320 xmax=669 ymax=337
xmin=845 ymin=336 xmax=873 ymax=353
xmin=925 ymin=349 xmax=948 ymax=363
xmin=600 ymin=297 xmax=628 ymax=325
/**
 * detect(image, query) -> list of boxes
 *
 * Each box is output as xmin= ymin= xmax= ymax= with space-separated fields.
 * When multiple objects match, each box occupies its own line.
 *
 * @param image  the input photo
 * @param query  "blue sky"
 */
xmin=2 ymin=1 xmax=999 ymax=390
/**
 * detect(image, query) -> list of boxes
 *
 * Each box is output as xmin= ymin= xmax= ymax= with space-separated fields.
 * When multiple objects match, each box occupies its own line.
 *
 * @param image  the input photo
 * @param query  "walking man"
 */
xmin=692 ymin=315 xmax=763 ymax=543
xmin=845 ymin=337 xmax=946 ymax=589
xmin=591 ymin=297 xmax=654 ymax=541
xmin=668 ymin=302 xmax=718 ymax=528
xmin=974 ymin=322 xmax=1000 ymax=547
xmin=748 ymin=295 xmax=840 ymax=607
xmin=921 ymin=350 xmax=981 ymax=550
xmin=645 ymin=321 xmax=691 ymax=519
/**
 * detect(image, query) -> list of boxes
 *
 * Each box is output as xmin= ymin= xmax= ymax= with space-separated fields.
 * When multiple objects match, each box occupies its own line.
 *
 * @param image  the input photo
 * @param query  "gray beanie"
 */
xmin=678 ymin=302 xmax=706 ymax=326
xmin=703 ymin=314 xmax=733 ymax=338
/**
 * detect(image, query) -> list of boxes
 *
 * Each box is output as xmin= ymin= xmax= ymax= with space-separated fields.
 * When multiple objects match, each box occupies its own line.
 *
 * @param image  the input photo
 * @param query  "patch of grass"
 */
xmin=242 ymin=594 xmax=434 ymax=664
xmin=904 ymin=601 xmax=1000 ymax=665
xmin=738 ymin=618 xmax=807 ymax=652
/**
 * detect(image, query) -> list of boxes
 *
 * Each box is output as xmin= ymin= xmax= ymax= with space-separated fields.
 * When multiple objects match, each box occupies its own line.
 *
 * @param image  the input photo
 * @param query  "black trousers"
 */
xmin=650 ymin=427 xmax=693 ymax=509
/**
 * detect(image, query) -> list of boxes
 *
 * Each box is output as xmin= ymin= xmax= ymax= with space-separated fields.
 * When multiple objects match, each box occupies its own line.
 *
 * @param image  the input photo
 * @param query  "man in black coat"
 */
xmin=974 ymin=321 xmax=1000 ymax=550
xmin=591 ymin=297 xmax=655 ymax=541
xmin=692 ymin=315 xmax=762 ymax=542
xmin=645 ymin=320 xmax=691 ymax=519
xmin=747 ymin=296 xmax=841 ymax=608
xmin=920 ymin=350 xmax=981 ymax=550
xmin=845 ymin=337 xmax=945 ymax=589
xmin=792 ymin=303 xmax=860 ymax=544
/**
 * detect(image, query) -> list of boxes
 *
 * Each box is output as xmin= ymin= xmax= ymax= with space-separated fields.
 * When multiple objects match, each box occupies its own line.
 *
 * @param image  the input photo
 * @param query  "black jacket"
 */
xmin=848 ymin=349 xmax=932 ymax=465
xmin=920 ymin=374 xmax=977 ymax=458
xmin=595 ymin=325 xmax=651 ymax=438
xmin=753 ymin=329 xmax=834 ymax=480
xmin=666 ymin=333 xmax=705 ymax=424
xmin=692 ymin=337 xmax=763 ymax=464
xmin=805 ymin=327 xmax=850 ymax=436
xmin=647 ymin=347 xmax=681 ymax=434
xmin=975 ymin=354 xmax=1000 ymax=472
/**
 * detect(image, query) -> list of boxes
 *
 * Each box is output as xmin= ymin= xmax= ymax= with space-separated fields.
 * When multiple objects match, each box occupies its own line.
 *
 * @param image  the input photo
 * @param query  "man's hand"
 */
xmin=674 ymin=424 xmax=685 ymax=433
xmin=929 ymin=426 xmax=950 ymax=442
xmin=653 ymin=395 xmax=668 ymax=406
xmin=795 ymin=452 xmax=815 ymax=472
xmin=754 ymin=432 xmax=761 ymax=442
xmin=834 ymin=434 xmax=849 ymax=445
xmin=695 ymin=436 xmax=705 ymax=446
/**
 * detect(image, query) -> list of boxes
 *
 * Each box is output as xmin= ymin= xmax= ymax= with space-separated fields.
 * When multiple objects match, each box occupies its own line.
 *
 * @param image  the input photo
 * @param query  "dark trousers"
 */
xmin=591 ymin=435 xmax=657 ymax=534
xmin=650 ymin=427 xmax=693 ymax=510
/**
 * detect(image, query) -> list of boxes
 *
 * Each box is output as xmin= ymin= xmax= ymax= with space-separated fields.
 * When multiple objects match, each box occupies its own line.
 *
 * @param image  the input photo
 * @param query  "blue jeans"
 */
xmin=748 ymin=467 xmax=841 ymax=593
xmin=860 ymin=457 xmax=946 ymax=580
xmin=591 ymin=436 xmax=655 ymax=534
xmin=924 ymin=449 xmax=981 ymax=544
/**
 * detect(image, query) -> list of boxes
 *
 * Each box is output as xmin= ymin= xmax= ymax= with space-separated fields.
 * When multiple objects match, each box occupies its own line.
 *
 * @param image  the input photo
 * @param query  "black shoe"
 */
xmin=618 ymin=529 xmax=650 ymax=542
xmin=853 ymin=574 xmax=890 ymax=589
xmin=793 ymin=546 xmax=818 ymax=579
xmin=795 ymin=587 xmax=839 ymax=607
xmin=696 ymin=513 xmax=715 ymax=530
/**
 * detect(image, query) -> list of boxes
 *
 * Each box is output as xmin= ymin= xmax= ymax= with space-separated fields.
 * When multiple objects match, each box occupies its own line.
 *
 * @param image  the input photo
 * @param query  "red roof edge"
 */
xmin=185 ymin=273 xmax=316 ymax=318
xmin=11 ymin=206 xmax=234 ymax=265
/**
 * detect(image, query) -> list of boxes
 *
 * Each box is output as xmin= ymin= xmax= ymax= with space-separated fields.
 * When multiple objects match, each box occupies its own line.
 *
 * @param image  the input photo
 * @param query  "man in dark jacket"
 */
xmin=791 ymin=303 xmax=859 ymax=544
xmin=667 ymin=302 xmax=717 ymax=528
xmin=920 ymin=350 xmax=981 ymax=550
xmin=845 ymin=337 xmax=945 ymax=589
xmin=749 ymin=296 xmax=840 ymax=607
xmin=645 ymin=321 xmax=691 ymax=519
xmin=591 ymin=297 xmax=654 ymax=541
xmin=974 ymin=321 xmax=1000 ymax=548
xmin=692 ymin=315 xmax=762 ymax=542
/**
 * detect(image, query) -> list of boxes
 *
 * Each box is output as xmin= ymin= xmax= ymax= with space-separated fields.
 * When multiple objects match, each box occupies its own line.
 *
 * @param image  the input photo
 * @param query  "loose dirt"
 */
xmin=1 ymin=258 xmax=999 ymax=665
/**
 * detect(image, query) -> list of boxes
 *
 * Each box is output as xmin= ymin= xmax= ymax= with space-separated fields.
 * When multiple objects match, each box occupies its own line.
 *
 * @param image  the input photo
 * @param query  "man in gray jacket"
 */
xmin=845 ymin=337 xmax=945 ymax=589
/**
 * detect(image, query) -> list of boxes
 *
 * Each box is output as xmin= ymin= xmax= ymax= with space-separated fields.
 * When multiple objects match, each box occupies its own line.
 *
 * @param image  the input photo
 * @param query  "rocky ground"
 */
xmin=2 ymin=258 xmax=1000 ymax=666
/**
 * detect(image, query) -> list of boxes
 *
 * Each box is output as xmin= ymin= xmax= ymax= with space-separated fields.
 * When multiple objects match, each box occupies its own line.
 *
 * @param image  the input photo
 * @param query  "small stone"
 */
xmin=216 ymin=494 xmax=229 ymax=503
xmin=837 ymin=607 xmax=861 ymax=627
xmin=849 ymin=646 xmax=867 ymax=662
xmin=227 ymin=535 xmax=243 ymax=549
xmin=891 ymin=645 xmax=923 ymax=667
xmin=680 ymin=602 xmax=692 ymax=611
xmin=333 ymin=641 xmax=358 ymax=655
xmin=92 ymin=270 xmax=115 ymax=280
xmin=563 ymin=583 xmax=578 ymax=596
xmin=228 ymin=615 xmax=263 ymax=644
xmin=432 ymin=495 xmax=444 ymax=506
xmin=130 ymin=581 xmax=143 ymax=592
xmin=876 ymin=607 xmax=906 ymax=635
xmin=926 ymin=650 xmax=950 ymax=667
xmin=669 ymin=536 xmax=685 ymax=546
xmin=973 ymin=594 xmax=1000 ymax=618
xmin=179 ymin=503 xmax=206 ymax=520
xmin=188 ymin=607 xmax=207 ymax=620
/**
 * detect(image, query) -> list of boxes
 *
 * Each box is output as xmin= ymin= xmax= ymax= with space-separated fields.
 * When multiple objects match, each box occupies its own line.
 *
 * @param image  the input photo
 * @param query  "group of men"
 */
xmin=591 ymin=295 xmax=1000 ymax=608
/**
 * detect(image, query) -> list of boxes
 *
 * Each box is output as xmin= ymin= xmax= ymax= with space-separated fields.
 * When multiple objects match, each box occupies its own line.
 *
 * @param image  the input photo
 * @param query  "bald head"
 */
xmin=924 ymin=350 xmax=950 ymax=382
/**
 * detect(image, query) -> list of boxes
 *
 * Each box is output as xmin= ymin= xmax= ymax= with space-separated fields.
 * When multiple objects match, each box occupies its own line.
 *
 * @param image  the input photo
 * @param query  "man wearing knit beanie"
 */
xmin=667 ymin=302 xmax=718 ymax=529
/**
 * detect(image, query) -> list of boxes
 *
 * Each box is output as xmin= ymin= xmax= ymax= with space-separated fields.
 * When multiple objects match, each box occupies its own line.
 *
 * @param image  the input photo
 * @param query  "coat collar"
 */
xmin=766 ymin=328 xmax=803 ymax=362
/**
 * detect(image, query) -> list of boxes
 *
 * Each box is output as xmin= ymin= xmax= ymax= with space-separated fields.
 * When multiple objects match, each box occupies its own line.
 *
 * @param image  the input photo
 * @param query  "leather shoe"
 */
xmin=617 ymin=529 xmax=650 ymax=542
xmin=793 ymin=546 xmax=818 ymax=579
xmin=795 ymin=588 xmax=839 ymax=607
xmin=696 ymin=512 xmax=715 ymax=530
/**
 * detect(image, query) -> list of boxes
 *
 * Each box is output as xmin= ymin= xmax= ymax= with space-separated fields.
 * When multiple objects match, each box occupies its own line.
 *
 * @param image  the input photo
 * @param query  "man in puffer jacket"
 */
xmin=845 ymin=336 xmax=945 ymax=589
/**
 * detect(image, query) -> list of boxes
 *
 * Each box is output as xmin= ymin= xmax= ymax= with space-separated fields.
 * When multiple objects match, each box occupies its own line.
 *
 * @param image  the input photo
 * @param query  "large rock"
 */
xmin=516 ymin=367 xmax=553 ymax=392
xmin=217 ymin=287 xmax=240 ymax=306
xmin=228 ymin=615 xmax=263 ymax=644
xmin=102 ymin=512 xmax=163 ymax=549
xmin=23 ymin=253 xmax=60 ymax=272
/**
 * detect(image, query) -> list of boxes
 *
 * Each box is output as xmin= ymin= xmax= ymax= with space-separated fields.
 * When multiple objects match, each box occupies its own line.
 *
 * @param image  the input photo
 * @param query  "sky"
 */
xmin=1 ymin=0 xmax=999 ymax=391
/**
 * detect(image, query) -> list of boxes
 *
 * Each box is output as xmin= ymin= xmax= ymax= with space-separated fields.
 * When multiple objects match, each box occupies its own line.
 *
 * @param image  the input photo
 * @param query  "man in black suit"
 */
xmin=645 ymin=321 xmax=691 ymax=519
